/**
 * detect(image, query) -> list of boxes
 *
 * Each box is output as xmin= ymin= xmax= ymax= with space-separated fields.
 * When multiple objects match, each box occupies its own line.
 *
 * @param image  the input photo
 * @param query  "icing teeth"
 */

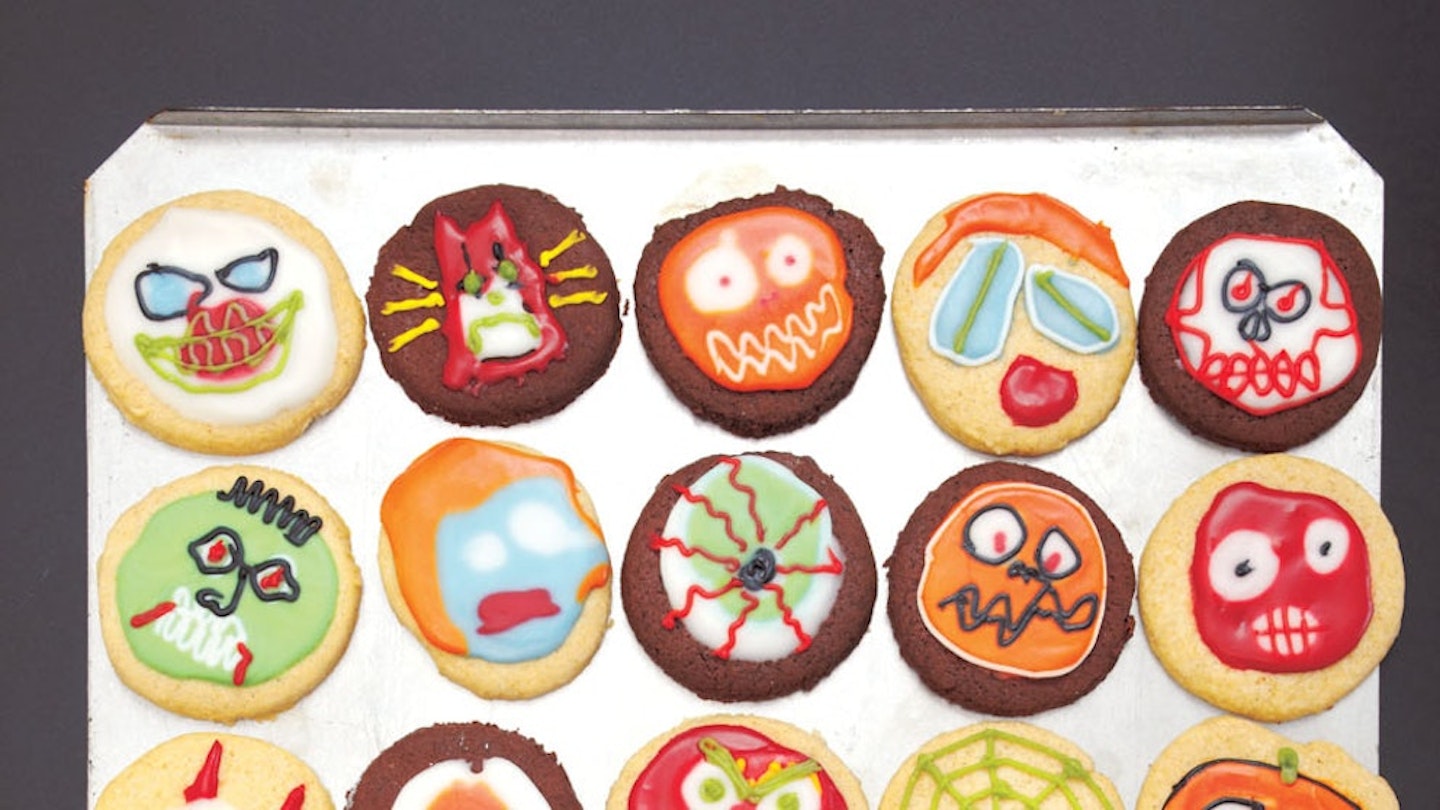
xmin=705 ymin=282 xmax=845 ymax=384
xmin=1249 ymin=605 xmax=1321 ymax=657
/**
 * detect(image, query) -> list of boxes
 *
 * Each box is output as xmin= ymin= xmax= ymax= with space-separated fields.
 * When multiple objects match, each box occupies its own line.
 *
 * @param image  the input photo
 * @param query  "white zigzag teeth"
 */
xmin=705 ymin=283 xmax=845 ymax=384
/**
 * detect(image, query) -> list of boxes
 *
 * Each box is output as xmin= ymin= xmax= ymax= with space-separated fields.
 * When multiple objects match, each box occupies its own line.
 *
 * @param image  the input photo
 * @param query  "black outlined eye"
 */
xmin=964 ymin=504 xmax=1026 ymax=565
xmin=135 ymin=265 xmax=212 ymax=320
xmin=1303 ymin=517 xmax=1351 ymax=575
xmin=1264 ymin=279 xmax=1311 ymax=323
xmin=216 ymin=248 xmax=278 ymax=292
xmin=1036 ymin=528 xmax=1081 ymax=579
xmin=1206 ymin=529 xmax=1280 ymax=602
xmin=250 ymin=559 xmax=300 ymax=602
xmin=1222 ymin=261 xmax=1264 ymax=312
xmin=188 ymin=528 xmax=240 ymax=574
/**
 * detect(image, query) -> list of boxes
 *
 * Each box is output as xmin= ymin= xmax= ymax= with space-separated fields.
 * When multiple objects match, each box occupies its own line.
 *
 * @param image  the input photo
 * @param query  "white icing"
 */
xmin=391 ymin=758 xmax=551 ymax=810
xmin=459 ymin=285 xmax=542 ymax=360
xmin=684 ymin=229 xmax=759 ymax=313
xmin=1206 ymin=530 xmax=1281 ymax=602
xmin=102 ymin=206 xmax=340 ymax=425
xmin=1173 ymin=236 xmax=1361 ymax=415
xmin=657 ymin=455 xmax=844 ymax=662
xmin=678 ymin=761 xmax=740 ymax=808
xmin=764 ymin=232 xmax=814 ymax=287
xmin=1303 ymin=517 xmax=1351 ymax=575
xmin=507 ymin=499 xmax=592 ymax=556
xmin=704 ymin=282 xmax=846 ymax=384
xmin=151 ymin=586 xmax=248 ymax=672
xmin=462 ymin=532 xmax=509 ymax=573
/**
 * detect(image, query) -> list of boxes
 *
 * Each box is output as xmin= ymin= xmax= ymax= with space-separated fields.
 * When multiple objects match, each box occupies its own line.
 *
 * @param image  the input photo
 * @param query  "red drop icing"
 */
xmin=279 ymin=785 xmax=306 ymax=810
xmin=1000 ymin=355 xmax=1079 ymax=427
xmin=259 ymin=568 xmax=284 ymax=590
xmin=184 ymin=740 xmax=224 ymax=802
xmin=180 ymin=297 xmax=275 ymax=381
xmin=475 ymin=588 xmax=561 ymax=635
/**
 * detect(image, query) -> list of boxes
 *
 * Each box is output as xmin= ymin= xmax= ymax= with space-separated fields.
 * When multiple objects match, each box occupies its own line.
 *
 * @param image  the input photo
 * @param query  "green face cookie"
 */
xmin=116 ymin=476 xmax=339 ymax=687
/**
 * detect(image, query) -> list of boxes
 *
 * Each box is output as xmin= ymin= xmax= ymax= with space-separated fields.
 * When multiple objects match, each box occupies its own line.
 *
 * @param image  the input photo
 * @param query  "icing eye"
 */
xmin=1264 ymin=279 xmax=1312 ymax=323
xmin=187 ymin=528 xmax=240 ymax=574
xmin=1303 ymin=517 xmax=1351 ymax=575
xmin=964 ymin=504 xmax=1027 ymax=565
xmin=679 ymin=760 xmax=739 ymax=808
xmin=1222 ymin=260 xmax=1264 ymax=312
xmin=1204 ymin=801 xmax=1264 ymax=810
xmin=134 ymin=264 xmax=212 ymax=320
xmin=215 ymin=248 xmax=278 ymax=293
xmin=1023 ymin=266 xmax=1121 ymax=354
xmin=1207 ymin=529 xmax=1280 ymax=602
xmin=764 ymin=233 xmax=814 ymax=287
xmin=250 ymin=559 xmax=299 ymax=602
xmin=928 ymin=238 xmax=1024 ymax=366
xmin=1036 ymin=528 xmax=1081 ymax=579
xmin=684 ymin=231 xmax=759 ymax=314
xmin=756 ymin=778 xmax=823 ymax=810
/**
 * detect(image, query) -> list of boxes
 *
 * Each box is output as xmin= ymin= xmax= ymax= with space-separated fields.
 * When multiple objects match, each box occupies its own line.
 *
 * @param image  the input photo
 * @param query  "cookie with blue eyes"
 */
xmin=83 ymin=190 xmax=365 ymax=454
xmin=892 ymin=193 xmax=1136 ymax=456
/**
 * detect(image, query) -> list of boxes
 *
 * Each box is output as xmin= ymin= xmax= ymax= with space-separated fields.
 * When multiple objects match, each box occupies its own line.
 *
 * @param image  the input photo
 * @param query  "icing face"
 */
xmin=1166 ymin=234 xmax=1362 ymax=416
xmin=628 ymin=725 xmax=846 ymax=810
xmin=381 ymin=439 xmax=610 ymax=663
xmin=379 ymin=203 xmax=609 ymax=386
xmin=103 ymin=206 xmax=339 ymax=425
xmin=918 ymin=481 xmax=1106 ymax=677
xmin=174 ymin=740 xmax=307 ymax=810
xmin=658 ymin=207 xmax=854 ymax=391
xmin=118 ymin=476 xmax=339 ymax=687
xmin=1190 ymin=482 xmax=1372 ymax=673
xmin=654 ymin=455 xmax=843 ymax=661
xmin=1164 ymin=759 xmax=1360 ymax=810
xmin=390 ymin=759 xmax=550 ymax=810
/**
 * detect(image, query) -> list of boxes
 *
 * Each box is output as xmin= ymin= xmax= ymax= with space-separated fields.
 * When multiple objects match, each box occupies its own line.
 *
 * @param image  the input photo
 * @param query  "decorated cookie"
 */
xmin=349 ymin=723 xmax=581 ymax=810
xmin=879 ymin=721 xmax=1122 ymax=810
xmin=368 ymin=184 xmax=621 ymax=426
xmin=622 ymin=452 xmax=875 ymax=701
xmin=886 ymin=461 xmax=1134 ymax=715
xmin=82 ymin=190 xmax=365 ymax=455
xmin=608 ymin=714 xmax=868 ymax=810
xmin=1138 ymin=201 xmax=1381 ymax=451
xmin=1137 ymin=715 xmax=1398 ymax=809
xmin=95 ymin=732 xmax=332 ymax=810
xmin=378 ymin=438 xmax=611 ymax=698
xmin=96 ymin=466 xmax=360 ymax=723
xmin=1139 ymin=454 xmax=1403 ymax=722
xmin=634 ymin=187 xmax=885 ymax=437
xmin=892 ymin=192 xmax=1136 ymax=456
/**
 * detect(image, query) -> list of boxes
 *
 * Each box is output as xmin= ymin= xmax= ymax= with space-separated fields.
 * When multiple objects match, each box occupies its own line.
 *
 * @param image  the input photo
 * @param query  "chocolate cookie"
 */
xmin=1138 ymin=201 xmax=1381 ymax=451
xmin=622 ymin=451 xmax=875 ymax=701
xmin=886 ymin=461 xmax=1134 ymax=715
xmin=368 ymin=184 xmax=621 ymax=426
xmin=349 ymin=723 xmax=581 ymax=810
xmin=633 ymin=187 xmax=885 ymax=437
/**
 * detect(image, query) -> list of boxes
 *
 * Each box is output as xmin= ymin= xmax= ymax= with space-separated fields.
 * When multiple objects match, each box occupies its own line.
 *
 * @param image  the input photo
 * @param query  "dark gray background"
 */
xmin=4 ymin=1 xmax=1437 ymax=804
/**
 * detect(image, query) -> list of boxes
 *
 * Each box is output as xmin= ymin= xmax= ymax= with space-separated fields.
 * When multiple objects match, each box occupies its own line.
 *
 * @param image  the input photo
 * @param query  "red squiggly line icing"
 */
xmin=721 ymin=457 xmax=767 ymax=546
xmin=774 ymin=498 xmax=829 ymax=551
xmin=233 ymin=642 xmax=254 ymax=686
xmin=651 ymin=533 xmax=742 ymax=571
xmin=776 ymin=548 xmax=845 ymax=577
xmin=716 ymin=591 xmax=762 ymax=659
xmin=663 ymin=581 xmax=744 ymax=630
xmin=764 ymin=582 xmax=814 ymax=653
xmin=673 ymin=483 xmax=749 ymax=553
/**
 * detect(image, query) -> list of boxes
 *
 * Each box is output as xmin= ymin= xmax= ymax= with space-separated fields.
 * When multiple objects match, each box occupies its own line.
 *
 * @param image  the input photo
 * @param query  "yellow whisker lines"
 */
xmin=549 ymin=291 xmax=609 ymax=308
xmin=381 ymin=292 xmax=445 ymax=314
xmin=547 ymin=265 xmax=598 ymax=284
xmin=539 ymin=230 xmax=587 ymax=268
xmin=391 ymin=264 xmax=437 ymax=289
xmin=387 ymin=318 xmax=440 ymax=353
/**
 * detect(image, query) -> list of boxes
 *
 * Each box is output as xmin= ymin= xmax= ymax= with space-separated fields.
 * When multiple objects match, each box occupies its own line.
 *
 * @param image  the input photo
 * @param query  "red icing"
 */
xmin=180 ymin=297 xmax=276 ymax=381
xmin=628 ymin=725 xmax=847 ymax=810
xmin=129 ymin=601 xmax=176 ymax=628
xmin=475 ymin=588 xmax=561 ymax=635
xmin=259 ymin=568 xmax=284 ymax=591
xmin=184 ymin=740 xmax=224 ymax=802
xmin=999 ymin=355 xmax=1078 ymax=427
xmin=1190 ymin=482 xmax=1372 ymax=673
xmin=233 ymin=642 xmax=254 ymax=686
xmin=435 ymin=204 xmax=567 ymax=393
xmin=279 ymin=785 xmax=306 ymax=810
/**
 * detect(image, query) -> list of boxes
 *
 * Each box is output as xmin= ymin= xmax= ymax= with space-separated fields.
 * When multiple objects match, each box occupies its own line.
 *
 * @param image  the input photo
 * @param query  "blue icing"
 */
xmin=134 ymin=265 xmax=212 ymax=321
xmin=928 ymin=238 xmax=1024 ymax=366
xmin=434 ymin=476 xmax=608 ymax=663
xmin=1023 ymin=265 xmax=1120 ymax=354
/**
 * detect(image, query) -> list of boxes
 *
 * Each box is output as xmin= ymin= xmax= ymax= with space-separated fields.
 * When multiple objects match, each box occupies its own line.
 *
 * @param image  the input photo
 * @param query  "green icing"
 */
xmin=683 ymin=456 xmax=828 ymax=622
xmin=900 ymin=728 xmax=1115 ymax=809
xmin=115 ymin=487 xmax=338 ymax=686
xmin=134 ymin=290 xmax=302 ymax=394
xmin=466 ymin=311 xmax=542 ymax=355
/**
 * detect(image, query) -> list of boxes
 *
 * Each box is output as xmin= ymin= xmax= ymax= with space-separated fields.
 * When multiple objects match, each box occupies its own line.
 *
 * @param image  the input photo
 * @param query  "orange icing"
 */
xmin=429 ymin=779 xmax=508 ymax=810
xmin=1165 ymin=760 xmax=1358 ymax=809
xmin=913 ymin=193 xmax=1128 ymax=288
xmin=380 ymin=439 xmax=604 ymax=655
xmin=576 ymin=562 xmax=611 ymax=603
xmin=658 ymin=206 xmax=854 ymax=391
xmin=919 ymin=481 xmax=1106 ymax=677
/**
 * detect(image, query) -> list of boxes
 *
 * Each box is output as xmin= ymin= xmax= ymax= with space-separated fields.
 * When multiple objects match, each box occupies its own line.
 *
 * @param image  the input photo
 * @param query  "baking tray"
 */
xmin=85 ymin=108 xmax=1384 ymax=806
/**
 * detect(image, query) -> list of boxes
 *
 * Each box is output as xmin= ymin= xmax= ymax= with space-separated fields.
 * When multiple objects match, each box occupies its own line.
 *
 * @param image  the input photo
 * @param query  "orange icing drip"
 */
xmin=919 ymin=481 xmax=1106 ymax=677
xmin=1165 ymin=760 xmax=1358 ymax=809
xmin=576 ymin=561 xmax=611 ymax=603
xmin=428 ymin=779 xmax=508 ymax=810
xmin=380 ymin=438 xmax=603 ymax=655
xmin=913 ymin=193 xmax=1128 ymax=288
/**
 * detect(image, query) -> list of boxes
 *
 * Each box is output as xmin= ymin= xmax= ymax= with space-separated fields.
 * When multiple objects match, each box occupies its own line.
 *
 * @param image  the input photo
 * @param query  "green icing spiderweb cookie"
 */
xmin=882 ymin=722 xmax=1121 ymax=810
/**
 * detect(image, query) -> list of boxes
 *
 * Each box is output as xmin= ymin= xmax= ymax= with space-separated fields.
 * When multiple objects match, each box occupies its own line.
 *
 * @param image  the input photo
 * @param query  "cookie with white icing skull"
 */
xmin=95 ymin=732 xmax=333 ymax=810
xmin=634 ymin=187 xmax=885 ymax=437
xmin=1138 ymin=201 xmax=1381 ymax=451
xmin=83 ymin=190 xmax=365 ymax=454
xmin=1139 ymin=454 xmax=1403 ymax=722
xmin=892 ymin=193 xmax=1136 ymax=456
xmin=886 ymin=461 xmax=1134 ymax=715
xmin=622 ymin=451 xmax=875 ymax=701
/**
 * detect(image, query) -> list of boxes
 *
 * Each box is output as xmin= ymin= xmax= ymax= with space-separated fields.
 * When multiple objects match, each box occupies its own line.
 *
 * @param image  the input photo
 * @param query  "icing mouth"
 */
xmin=1192 ymin=343 xmax=1327 ymax=410
xmin=1250 ymin=605 xmax=1322 ymax=657
xmin=136 ymin=291 xmax=302 ymax=393
xmin=704 ymin=282 xmax=845 ymax=386
xmin=999 ymin=355 xmax=1079 ymax=427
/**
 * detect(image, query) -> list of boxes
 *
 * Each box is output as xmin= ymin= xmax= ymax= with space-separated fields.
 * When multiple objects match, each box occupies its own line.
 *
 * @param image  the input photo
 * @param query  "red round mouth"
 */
xmin=1000 ymin=355 xmax=1078 ymax=427
xmin=178 ymin=297 xmax=278 ymax=381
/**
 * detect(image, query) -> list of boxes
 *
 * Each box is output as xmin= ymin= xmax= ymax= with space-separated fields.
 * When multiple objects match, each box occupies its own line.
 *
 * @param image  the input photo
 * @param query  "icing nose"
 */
xmin=999 ymin=355 xmax=1078 ymax=427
